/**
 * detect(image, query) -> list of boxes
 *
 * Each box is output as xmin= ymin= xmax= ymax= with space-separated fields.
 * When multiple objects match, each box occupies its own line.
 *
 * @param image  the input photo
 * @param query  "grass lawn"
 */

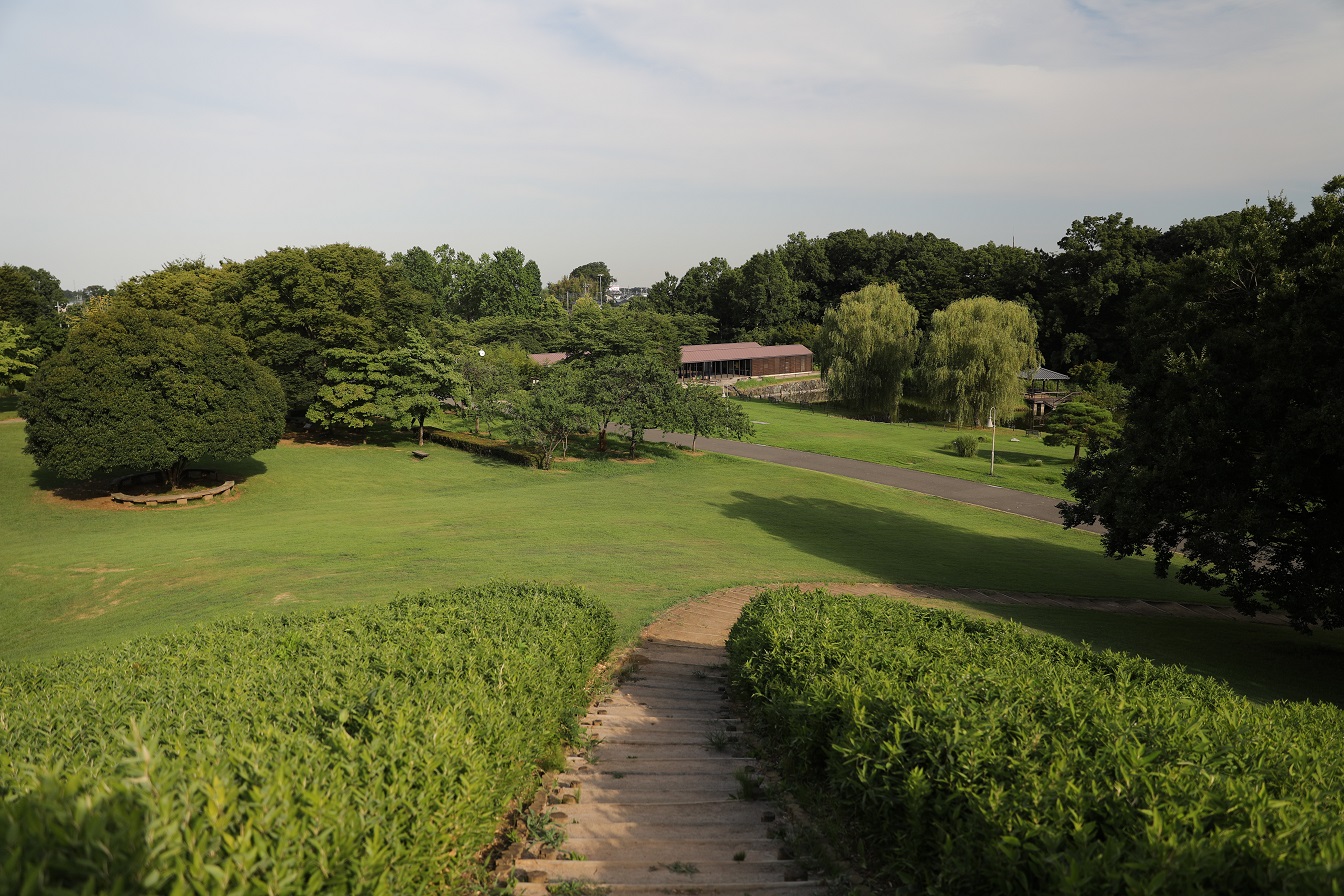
xmin=4 ymin=421 xmax=1341 ymax=705
xmin=733 ymin=398 xmax=1079 ymax=500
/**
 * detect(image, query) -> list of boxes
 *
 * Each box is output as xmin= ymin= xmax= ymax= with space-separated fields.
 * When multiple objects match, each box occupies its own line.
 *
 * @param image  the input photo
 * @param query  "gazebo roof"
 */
xmin=1019 ymin=366 xmax=1070 ymax=381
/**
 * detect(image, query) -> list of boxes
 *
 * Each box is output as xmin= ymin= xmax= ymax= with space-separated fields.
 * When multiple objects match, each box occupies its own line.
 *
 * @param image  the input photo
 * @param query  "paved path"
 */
xmin=512 ymin=586 xmax=823 ymax=896
xmin=642 ymin=428 xmax=1106 ymax=535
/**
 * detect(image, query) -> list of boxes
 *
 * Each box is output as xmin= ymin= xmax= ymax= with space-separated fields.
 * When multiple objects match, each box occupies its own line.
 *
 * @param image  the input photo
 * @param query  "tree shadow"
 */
xmin=29 ymin=456 xmax=270 ymax=501
xmin=712 ymin=490 xmax=1159 ymax=597
xmin=286 ymin=422 xmax=408 ymax=448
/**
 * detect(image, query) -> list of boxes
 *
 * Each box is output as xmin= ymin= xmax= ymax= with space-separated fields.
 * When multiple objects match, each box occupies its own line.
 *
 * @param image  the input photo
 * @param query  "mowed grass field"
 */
xmin=733 ymin=398 xmax=1079 ymax=499
xmin=4 ymin=420 xmax=1343 ymax=704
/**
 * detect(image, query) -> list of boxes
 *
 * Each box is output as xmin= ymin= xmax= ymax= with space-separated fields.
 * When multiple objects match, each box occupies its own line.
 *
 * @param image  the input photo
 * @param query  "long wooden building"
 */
xmin=678 ymin=342 xmax=813 ymax=379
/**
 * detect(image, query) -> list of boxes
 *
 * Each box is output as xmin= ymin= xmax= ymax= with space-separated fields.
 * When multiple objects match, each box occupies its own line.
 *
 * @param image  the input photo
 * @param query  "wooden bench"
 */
xmin=411 ymin=450 xmax=429 ymax=460
xmin=111 ymin=481 xmax=236 ymax=506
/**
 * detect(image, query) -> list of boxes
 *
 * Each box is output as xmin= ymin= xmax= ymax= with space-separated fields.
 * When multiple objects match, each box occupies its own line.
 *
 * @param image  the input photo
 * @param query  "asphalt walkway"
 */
xmin=644 ymin=428 xmax=1105 ymax=535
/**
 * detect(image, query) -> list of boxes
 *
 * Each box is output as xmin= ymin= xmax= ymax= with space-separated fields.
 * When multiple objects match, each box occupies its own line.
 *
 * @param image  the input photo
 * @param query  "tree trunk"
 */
xmin=417 ymin=414 xmax=426 ymax=446
xmin=598 ymin=421 xmax=608 ymax=452
xmin=166 ymin=456 xmax=188 ymax=490
xmin=1073 ymin=442 xmax=1081 ymax=462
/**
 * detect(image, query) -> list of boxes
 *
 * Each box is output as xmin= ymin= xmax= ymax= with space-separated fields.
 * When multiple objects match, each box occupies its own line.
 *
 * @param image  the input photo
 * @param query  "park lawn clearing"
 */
xmin=5 ymin=422 xmax=1343 ymax=707
xmin=732 ymin=398 xmax=1079 ymax=499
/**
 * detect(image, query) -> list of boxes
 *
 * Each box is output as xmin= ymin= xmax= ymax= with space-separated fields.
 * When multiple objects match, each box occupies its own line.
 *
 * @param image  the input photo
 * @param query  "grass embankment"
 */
xmin=5 ymin=422 xmax=1344 ymax=705
xmin=733 ymin=398 xmax=1078 ymax=500
xmin=728 ymin=588 xmax=1344 ymax=894
xmin=0 ymin=582 xmax=614 ymax=894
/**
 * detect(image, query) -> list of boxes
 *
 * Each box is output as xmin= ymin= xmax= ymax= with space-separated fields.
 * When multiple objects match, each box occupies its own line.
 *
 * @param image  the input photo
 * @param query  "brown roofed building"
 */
xmin=679 ymin=342 xmax=813 ymax=379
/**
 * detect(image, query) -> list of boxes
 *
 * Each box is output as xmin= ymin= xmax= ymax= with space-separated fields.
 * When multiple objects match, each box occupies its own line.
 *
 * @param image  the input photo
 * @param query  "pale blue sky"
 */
xmin=2 ymin=0 xmax=1341 ymax=290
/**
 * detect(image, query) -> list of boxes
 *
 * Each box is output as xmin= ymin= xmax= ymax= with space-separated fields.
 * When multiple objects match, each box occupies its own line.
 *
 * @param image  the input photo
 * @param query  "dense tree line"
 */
xmin=8 ymin=175 xmax=1342 ymax=626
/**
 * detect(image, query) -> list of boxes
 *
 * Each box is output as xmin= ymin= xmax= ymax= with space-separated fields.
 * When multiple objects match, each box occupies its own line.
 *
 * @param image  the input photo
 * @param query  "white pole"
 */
xmin=989 ymin=411 xmax=997 ymax=476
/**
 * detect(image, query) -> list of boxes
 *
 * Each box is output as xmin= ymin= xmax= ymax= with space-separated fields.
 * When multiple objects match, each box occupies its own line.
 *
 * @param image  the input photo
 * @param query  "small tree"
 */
xmin=666 ymin=385 xmax=754 ymax=450
xmin=376 ymin=329 xmax=463 ymax=445
xmin=818 ymin=283 xmax=920 ymax=421
xmin=511 ymin=366 xmax=596 ymax=469
xmin=458 ymin=347 xmax=522 ymax=436
xmin=306 ymin=348 xmax=382 ymax=434
xmin=20 ymin=305 xmax=285 ymax=488
xmin=921 ymin=296 xmax=1041 ymax=426
xmin=0 ymin=320 xmax=40 ymax=390
xmin=1044 ymin=400 xmax=1121 ymax=461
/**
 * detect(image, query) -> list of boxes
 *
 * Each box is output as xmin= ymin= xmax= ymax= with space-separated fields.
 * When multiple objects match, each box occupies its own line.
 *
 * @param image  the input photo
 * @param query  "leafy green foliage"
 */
xmin=728 ymin=588 xmax=1344 ymax=894
xmin=511 ymin=365 xmax=597 ymax=469
xmin=1043 ymin=400 xmax=1120 ymax=461
xmin=951 ymin=434 xmax=979 ymax=457
xmin=427 ymin=427 xmax=540 ymax=467
xmin=0 ymin=319 xmax=40 ymax=389
xmin=664 ymin=384 xmax=754 ymax=450
xmin=817 ymin=283 xmax=920 ymax=421
xmin=921 ymin=296 xmax=1041 ymax=426
xmin=1064 ymin=177 xmax=1344 ymax=630
xmin=0 ymin=581 xmax=615 ymax=894
xmin=19 ymin=305 xmax=284 ymax=488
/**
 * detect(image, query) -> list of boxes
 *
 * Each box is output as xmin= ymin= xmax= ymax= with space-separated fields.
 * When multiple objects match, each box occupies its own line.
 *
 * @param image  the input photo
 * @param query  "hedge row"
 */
xmin=427 ymin=428 xmax=540 ymax=467
xmin=0 ymin=581 xmax=615 ymax=894
xmin=726 ymin=587 xmax=1344 ymax=895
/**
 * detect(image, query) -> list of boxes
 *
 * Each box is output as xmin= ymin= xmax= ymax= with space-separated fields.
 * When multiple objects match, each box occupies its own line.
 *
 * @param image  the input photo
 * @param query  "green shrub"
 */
xmin=0 ymin=581 xmax=614 ymax=894
xmin=428 ymin=428 xmax=541 ymax=467
xmin=951 ymin=434 xmax=979 ymax=457
xmin=727 ymin=587 xmax=1344 ymax=895
xmin=1027 ymin=458 xmax=1044 ymax=467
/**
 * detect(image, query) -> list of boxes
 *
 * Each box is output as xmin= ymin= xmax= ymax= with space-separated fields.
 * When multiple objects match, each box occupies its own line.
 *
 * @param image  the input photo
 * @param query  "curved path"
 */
xmin=643 ymin=428 xmax=1106 ymax=535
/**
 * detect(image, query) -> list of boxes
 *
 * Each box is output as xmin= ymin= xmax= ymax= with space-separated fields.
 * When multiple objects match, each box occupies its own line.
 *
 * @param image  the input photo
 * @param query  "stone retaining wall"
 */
xmin=111 ymin=481 xmax=235 ymax=506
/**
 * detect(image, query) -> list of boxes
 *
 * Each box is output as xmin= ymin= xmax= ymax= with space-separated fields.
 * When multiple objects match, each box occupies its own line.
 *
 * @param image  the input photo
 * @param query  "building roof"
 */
xmin=681 ymin=342 xmax=813 ymax=364
xmin=528 ymin=352 xmax=568 ymax=366
xmin=1019 ymin=366 xmax=1070 ymax=381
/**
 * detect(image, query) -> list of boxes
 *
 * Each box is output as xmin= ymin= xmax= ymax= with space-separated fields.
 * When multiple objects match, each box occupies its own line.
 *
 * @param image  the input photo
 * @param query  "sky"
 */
xmin=1 ymin=0 xmax=1341 ymax=291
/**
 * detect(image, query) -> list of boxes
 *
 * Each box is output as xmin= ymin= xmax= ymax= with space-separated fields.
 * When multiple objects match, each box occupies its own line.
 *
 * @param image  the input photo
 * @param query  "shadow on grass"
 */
xmin=931 ymin=446 xmax=1073 ymax=467
xmin=29 ymin=457 xmax=269 ymax=502
xmin=714 ymin=489 xmax=1180 ymax=601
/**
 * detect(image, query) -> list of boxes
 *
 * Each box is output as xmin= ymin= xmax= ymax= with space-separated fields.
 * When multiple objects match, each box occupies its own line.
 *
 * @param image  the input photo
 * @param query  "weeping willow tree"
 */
xmin=921 ymin=296 xmax=1041 ymax=426
xmin=818 ymin=283 xmax=920 ymax=421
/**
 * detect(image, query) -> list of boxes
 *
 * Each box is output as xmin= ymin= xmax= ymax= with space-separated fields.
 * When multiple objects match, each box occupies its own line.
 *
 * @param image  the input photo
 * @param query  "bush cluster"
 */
xmin=0 ymin=581 xmax=614 ymax=894
xmin=951 ymin=434 xmax=979 ymax=457
xmin=726 ymin=587 xmax=1344 ymax=894
xmin=428 ymin=427 xmax=541 ymax=467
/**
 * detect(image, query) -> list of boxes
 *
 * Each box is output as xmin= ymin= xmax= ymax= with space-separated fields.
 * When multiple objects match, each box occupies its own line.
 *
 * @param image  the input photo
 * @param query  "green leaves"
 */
xmin=818 ymin=282 xmax=920 ymax=422
xmin=0 ymin=582 xmax=614 ymax=895
xmin=727 ymin=588 xmax=1344 ymax=894
xmin=19 ymin=305 xmax=285 ymax=486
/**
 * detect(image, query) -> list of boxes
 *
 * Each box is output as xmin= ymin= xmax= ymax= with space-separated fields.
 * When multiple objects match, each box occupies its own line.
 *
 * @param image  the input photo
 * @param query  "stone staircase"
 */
xmin=511 ymin=586 xmax=823 ymax=896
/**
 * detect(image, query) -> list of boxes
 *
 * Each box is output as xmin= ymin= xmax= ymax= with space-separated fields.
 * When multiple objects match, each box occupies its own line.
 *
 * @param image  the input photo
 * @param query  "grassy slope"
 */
xmin=4 ymin=423 xmax=1342 ymax=705
xmin=733 ymin=398 xmax=1079 ymax=500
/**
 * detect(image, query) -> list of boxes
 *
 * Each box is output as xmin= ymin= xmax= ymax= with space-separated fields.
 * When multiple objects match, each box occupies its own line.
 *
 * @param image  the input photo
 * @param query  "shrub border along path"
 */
xmin=507 ymin=580 xmax=1289 ymax=896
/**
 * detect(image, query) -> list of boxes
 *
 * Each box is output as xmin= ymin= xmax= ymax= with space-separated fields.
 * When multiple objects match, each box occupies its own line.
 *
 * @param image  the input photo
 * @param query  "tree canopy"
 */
xmin=920 ymin=296 xmax=1041 ymax=426
xmin=1063 ymin=178 xmax=1344 ymax=630
xmin=20 ymin=305 xmax=285 ymax=487
xmin=818 ymin=283 xmax=920 ymax=421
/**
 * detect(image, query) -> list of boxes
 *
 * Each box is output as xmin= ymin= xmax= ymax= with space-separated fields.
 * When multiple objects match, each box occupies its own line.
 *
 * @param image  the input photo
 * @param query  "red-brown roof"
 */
xmin=681 ymin=343 xmax=813 ymax=364
xmin=528 ymin=352 xmax=569 ymax=366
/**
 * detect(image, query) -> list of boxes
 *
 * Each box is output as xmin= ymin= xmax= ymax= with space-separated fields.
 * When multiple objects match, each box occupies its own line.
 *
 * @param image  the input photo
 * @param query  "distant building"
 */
xmin=679 ymin=342 xmax=813 ymax=379
xmin=528 ymin=340 xmax=815 ymax=380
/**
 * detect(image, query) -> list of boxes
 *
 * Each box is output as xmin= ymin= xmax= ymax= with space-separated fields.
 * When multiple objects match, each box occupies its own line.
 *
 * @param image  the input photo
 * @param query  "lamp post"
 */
xmin=989 ymin=410 xmax=997 ymax=477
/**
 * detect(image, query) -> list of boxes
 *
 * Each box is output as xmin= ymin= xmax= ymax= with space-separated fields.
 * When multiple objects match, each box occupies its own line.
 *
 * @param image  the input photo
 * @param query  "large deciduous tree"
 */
xmin=818 ymin=283 xmax=920 ymax=422
xmin=512 ymin=365 xmax=597 ymax=469
xmin=1063 ymin=178 xmax=1344 ymax=630
xmin=921 ymin=296 xmax=1041 ymax=426
xmin=20 ymin=305 xmax=285 ymax=488
xmin=0 ymin=320 xmax=40 ymax=390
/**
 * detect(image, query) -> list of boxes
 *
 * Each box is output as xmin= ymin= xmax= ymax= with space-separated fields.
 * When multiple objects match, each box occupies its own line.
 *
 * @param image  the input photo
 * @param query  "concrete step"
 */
xmin=561 ymin=837 xmax=782 ymax=863
xmin=515 ymin=882 xmax=824 ymax=896
xmin=581 ymin=757 xmax=758 ymax=776
xmin=590 ymin=743 xmax=746 ymax=761
xmin=513 ymin=859 xmax=803 ymax=886
xmin=562 ymin=788 xmax=742 ymax=805
xmin=553 ymin=820 xmax=785 ymax=841
xmin=585 ymin=718 xmax=741 ymax=735
xmin=555 ymin=801 xmax=774 ymax=826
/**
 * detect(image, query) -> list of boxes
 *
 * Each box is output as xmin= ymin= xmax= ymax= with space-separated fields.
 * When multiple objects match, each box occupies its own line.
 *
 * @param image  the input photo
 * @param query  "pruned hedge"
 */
xmin=0 ymin=581 xmax=614 ymax=894
xmin=427 ymin=428 xmax=540 ymax=467
xmin=726 ymin=587 xmax=1344 ymax=895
